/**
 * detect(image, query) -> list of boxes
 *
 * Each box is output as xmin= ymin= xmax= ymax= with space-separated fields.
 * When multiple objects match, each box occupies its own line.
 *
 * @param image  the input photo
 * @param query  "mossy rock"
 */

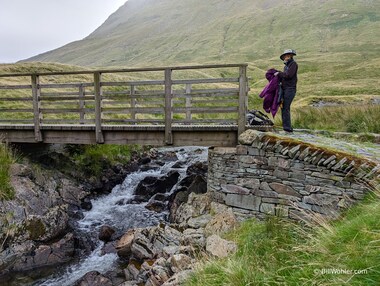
xmin=25 ymin=217 xmax=46 ymax=240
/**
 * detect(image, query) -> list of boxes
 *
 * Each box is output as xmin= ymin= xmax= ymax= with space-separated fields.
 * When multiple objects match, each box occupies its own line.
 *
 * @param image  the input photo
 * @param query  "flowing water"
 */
xmin=32 ymin=146 xmax=208 ymax=286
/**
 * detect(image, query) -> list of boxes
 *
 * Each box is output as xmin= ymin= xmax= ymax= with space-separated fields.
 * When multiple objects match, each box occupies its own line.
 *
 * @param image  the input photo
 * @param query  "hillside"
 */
xmin=26 ymin=0 xmax=380 ymax=67
xmin=23 ymin=0 xmax=380 ymax=110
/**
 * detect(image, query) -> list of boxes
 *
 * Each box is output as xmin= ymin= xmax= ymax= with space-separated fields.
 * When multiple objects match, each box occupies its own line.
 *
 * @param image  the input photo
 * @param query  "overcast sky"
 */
xmin=0 ymin=0 xmax=127 ymax=63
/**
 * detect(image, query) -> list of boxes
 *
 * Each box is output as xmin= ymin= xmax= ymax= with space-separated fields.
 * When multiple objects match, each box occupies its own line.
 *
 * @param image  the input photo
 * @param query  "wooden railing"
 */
xmin=0 ymin=64 xmax=249 ymax=144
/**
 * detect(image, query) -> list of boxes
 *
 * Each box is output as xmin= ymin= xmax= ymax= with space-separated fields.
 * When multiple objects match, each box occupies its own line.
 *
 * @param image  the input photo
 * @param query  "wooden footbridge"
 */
xmin=0 ymin=64 xmax=267 ymax=146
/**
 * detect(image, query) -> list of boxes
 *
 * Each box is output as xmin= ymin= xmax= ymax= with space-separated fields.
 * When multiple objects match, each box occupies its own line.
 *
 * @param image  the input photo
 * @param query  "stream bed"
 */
xmin=31 ymin=146 xmax=208 ymax=286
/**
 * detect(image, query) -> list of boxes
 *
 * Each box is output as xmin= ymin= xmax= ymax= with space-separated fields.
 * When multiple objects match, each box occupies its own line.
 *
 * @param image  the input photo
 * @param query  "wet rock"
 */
xmin=12 ymin=233 xmax=75 ymax=272
xmin=101 ymin=241 xmax=117 ymax=255
xmin=134 ymin=171 xmax=180 ymax=200
xmin=151 ymin=193 xmax=168 ymax=202
xmin=116 ymin=229 xmax=136 ymax=258
xmin=99 ymin=225 xmax=116 ymax=242
xmin=145 ymin=200 xmax=167 ymax=213
xmin=75 ymin=271 xmax=113 ymax=286
xmin=80 ymin=198 xmax=92 ymax=211
xmin=171 ymin=161 xmax=186 ymax=169
xmin=139 ymin=157 xmax=151 ymax=165
xmin=186 ymin=161 xmax=208 ymax=176
xmin=168 ymin=166 xmax=207 ymax=222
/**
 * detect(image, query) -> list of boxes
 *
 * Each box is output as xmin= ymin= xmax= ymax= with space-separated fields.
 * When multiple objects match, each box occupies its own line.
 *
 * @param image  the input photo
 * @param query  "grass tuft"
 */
xmin=0 ymin=142 xmax=16 ymax=200
xmin=67 ymin=144 xmax=141 ymax=177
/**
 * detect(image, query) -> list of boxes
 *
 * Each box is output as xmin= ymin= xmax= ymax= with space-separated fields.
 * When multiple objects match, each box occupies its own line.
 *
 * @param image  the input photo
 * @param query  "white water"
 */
xmin=36 ymin=146 xmax=208 ymax=286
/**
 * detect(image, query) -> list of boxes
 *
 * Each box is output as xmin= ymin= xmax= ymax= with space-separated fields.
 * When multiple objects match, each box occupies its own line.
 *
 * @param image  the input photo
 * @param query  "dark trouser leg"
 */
xmin=281 ymin=88 xmax=296 ymax=131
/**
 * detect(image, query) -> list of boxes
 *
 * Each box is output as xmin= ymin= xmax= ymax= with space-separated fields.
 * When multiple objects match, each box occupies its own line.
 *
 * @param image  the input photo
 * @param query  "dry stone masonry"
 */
xmin=208 ymin=130 xmax=380 ymax=221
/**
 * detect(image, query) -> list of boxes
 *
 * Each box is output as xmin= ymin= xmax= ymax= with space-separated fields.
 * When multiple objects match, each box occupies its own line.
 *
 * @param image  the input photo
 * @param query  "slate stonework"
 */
xmin=207 ymin=130 xmax=380 ymax=221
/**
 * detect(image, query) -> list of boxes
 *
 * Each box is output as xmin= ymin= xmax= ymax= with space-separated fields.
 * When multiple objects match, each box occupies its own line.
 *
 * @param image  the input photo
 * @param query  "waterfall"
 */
xmin=35 ymin=146 xmax=208 ymax=286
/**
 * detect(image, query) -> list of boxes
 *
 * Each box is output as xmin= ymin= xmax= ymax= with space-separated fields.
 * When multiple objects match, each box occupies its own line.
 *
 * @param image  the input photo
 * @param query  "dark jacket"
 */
xmin=278 ymin=59 xmax=298 ymax=89
xmin=259 ymin=68 xmax=281 ymax=118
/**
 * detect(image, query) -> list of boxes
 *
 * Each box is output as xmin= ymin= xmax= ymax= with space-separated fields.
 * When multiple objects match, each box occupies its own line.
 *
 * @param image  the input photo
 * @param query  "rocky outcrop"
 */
xmin=114 ymin=193 xmax=238 ymax=285
xmin=0 ymin=162 xmax=89 ymax=280
xmin=74 ymin=271 xmax=113 ymax=286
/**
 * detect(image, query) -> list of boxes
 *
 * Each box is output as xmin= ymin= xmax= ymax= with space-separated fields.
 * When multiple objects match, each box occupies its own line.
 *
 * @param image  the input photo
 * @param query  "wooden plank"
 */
xmin=79 ymin=85 xmax=85 ymax=124
xmin=173 ymin=119 xmax=236 ymax=124
xmin=130 ymin=85 xmax=136 ymax=121
xmin=40 ymin=95 xmax=95 ymax=100
xmin=102 ymin=93 xmax=165 ymax=99
xmin=0 ymin=119 xmax=34 ymax=123
xmin=238 ymin=65 xmax=248 ymax=136
xmin=40 ymin=108 xmax=94 ymax=113
xmin=102 ymin=107 xmax=164 ymax=114
xmin=41 ymin=119 xmax=94 ymax=124
xmin=39 ymin=83 xmax=93 ymax=89
xmin=94 ymin=72 xmax=104 ymax=143
xmin=173 ymin=107 xmax=238 ymax=113
xmin=134 ymin=90 xmax=165 ymax=96
xmin=0 ymin=85 xmax=32 ymax=89
xmin=164 ymin=68 xmax=173 ymax=145
xmin=31 ymin=74 xmax=43 ymax=142
xmin=0 ymin=97 xmax=32 ymax=101
xmin=0 ymin=108 xmax=33 ymax=112
xmin=185 ymin=84 xmax=192 ymax=121
xmin=102 ymin=100 xmax=164 ymax=106
xmin=40 ymin=91 xmax=84 ymax=96
xmin=101 ymin=80 xmax=164 ymax=86
xmin=188 ymin=99 xmax=238 ymax=104
xmin=172 ymin=78 xmax=238 ymax=85
xmin=102 ymin=119 xmax=164 ymax=124
xmin=174 ymin=90 xmax=239 ymax=97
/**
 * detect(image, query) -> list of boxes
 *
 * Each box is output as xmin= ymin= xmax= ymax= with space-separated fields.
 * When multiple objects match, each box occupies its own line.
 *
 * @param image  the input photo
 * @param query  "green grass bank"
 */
xmin=186 ymin=192 xmax=380 ymax=286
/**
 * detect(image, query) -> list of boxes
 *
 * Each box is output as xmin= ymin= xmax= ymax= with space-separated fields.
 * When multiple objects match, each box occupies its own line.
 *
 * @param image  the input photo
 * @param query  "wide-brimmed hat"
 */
xmin=280 ymin=49 xmax=297 ymax=60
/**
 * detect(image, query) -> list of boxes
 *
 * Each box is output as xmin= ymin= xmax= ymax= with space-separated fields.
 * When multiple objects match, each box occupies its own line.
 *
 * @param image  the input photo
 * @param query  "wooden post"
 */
xmin=94 ymin=72 xmax=104 ymax=143
xmin=130 ymin=85 xmax=136 ymax=123
xmin=164 ymin=68 xmax=173 ymax=145
xmin=185 ymin=83 xmax=192 ymax=122
xmin=79 ymin=84 xmax=85 ymax=124
xmin=238 ymin=65 xmax=248 ymax=136
xmin=31 ymin=74 xmax=42 ymax=142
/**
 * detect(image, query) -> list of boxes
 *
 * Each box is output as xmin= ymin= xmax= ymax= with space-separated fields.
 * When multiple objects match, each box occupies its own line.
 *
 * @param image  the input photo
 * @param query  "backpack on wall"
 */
xmin=246 ymin=109 xmax=274 ymax=126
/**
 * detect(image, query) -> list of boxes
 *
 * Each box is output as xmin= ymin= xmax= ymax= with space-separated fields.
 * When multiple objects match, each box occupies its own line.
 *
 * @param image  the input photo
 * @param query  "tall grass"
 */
xmin=0 ymin=142 xmax=15 ymax=200
xmin=186 ymin=192 xmax=380 ymax=286
xmin=68 ymin=144 xmax=141 ymax=177
xmin=288 ymin=105 xmax=380 ymax=133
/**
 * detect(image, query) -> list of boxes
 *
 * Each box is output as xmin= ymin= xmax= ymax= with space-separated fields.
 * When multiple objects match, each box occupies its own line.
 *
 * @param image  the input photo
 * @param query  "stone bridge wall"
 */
xmin=207 ymin=130 xmax=379 ymax=221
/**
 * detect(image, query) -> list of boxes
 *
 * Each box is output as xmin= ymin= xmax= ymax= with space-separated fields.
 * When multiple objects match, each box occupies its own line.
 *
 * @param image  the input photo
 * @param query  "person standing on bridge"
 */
xmin=274 ymin=49 xmax=298 ymax=133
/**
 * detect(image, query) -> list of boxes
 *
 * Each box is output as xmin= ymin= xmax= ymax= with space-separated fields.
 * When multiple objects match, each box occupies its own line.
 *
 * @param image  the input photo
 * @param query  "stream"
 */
xmin=32 ymin=146 xmax=208 ymax=286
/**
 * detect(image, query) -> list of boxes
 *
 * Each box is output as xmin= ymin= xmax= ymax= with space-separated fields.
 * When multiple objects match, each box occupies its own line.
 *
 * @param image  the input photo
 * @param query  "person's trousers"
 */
xmin=281 ymin=88 xmax=296 ymax=131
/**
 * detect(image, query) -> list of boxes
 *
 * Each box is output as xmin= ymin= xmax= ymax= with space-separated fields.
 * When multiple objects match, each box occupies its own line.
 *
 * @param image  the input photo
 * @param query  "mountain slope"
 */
xmin=26 ymin=0 xmax=380 ymax=67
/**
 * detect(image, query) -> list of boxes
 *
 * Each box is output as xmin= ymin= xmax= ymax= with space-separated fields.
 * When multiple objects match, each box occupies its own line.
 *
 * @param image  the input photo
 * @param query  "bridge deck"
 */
xmin=0 ymin=124 xmax=272 ymax=146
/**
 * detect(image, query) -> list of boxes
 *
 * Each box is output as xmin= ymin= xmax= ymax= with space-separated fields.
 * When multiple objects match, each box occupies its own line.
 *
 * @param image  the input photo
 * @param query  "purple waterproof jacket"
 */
xmin=259 ymin=69 xmax=281 ymax=118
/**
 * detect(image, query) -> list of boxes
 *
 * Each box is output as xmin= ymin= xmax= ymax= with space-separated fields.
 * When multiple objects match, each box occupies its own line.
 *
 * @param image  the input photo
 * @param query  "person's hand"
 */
xmin=274 ymin=72 xmax=279 ymax=76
